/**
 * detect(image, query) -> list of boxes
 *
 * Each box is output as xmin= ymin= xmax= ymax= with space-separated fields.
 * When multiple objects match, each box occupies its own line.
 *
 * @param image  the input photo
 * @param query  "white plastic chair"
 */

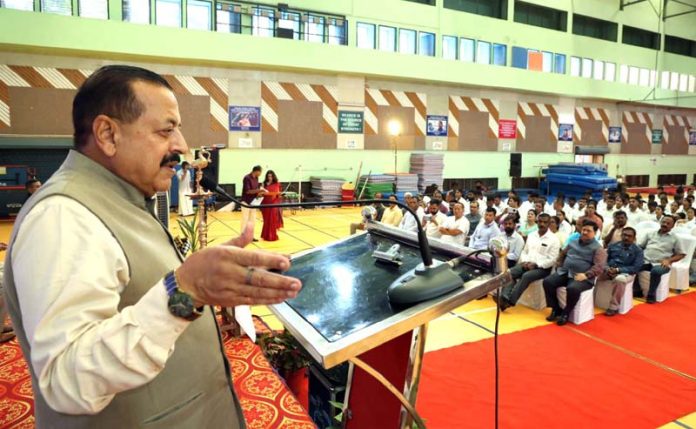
xmin=669 ymin=233 xmax=696 ymax=292
xmin=595 ymin=275 xmax=634 ymax=315
xmin=557 ymin=280 xmax=596 ymax=325
xmin=517 ymin=278 xmax=546 ymax=310
xmin=638 ymin=270 xmax=670 ymax=302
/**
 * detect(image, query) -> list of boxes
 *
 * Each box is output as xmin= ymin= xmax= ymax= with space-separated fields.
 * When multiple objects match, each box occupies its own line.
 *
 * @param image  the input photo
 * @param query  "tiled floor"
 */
xmin=2 ymin=206 xmax=695 ymax=427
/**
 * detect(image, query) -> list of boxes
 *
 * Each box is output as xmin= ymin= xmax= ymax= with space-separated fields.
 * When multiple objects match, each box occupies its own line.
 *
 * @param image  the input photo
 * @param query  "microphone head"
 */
xmin=200 ymin=175 xmax=217 ymax=191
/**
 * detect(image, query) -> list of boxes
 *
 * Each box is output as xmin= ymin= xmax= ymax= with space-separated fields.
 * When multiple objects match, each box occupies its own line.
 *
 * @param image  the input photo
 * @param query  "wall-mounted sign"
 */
xmin=651 ymin=129 xmax=663 ymax=144
xmin=229 ymin=106 xmax=261 ymax=131
xmin=558 ymin=124 xmax=573 ymax=141
xmin=238 ymin=138 xmax=253 ymax=148
xmin=689 ymin=130 xmax=696 ymax=146
xmin=338 ymin=111 xmax=364 ymax=133
xmin=498 ymin=119 xmax=517 ymax=139
xmin=426 ymin=115 xmax=448 ymax=136
xmin=432 ymin=141 xmax=443 ymax=150
xmin=608 ymin=126 xmax=622 ymax=143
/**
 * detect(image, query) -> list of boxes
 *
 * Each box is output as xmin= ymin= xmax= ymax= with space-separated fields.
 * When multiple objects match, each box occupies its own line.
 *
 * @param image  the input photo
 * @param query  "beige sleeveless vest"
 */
xmin=3 ymin=150 xmax=245 ymax=428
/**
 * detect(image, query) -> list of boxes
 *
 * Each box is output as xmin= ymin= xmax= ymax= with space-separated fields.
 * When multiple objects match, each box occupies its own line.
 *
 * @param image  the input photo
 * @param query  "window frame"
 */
xmin=356 ymin=22 xmax=376 ymax=49
xmin=155 ymin=0 xmax=182 ymax=28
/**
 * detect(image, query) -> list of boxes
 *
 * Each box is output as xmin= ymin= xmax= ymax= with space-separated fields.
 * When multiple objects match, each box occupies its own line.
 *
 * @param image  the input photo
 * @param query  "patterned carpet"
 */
xmin=0 ymin=317 xmax=315 ymax=429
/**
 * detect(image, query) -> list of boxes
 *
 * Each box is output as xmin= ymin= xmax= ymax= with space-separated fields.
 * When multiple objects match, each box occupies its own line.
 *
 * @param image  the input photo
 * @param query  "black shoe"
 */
xmin=252 ymin=238 xmax=259 ymax=242
xmin=633 ymin=289 xmax=644 ymax=298
xmin=646 ymin=296 xmax=656 ymax=304
xmin=604 ymin=309 xmax=618 ymax=317
xmin=556 ymin=314 xmax=569 ymax=326
xmin=546 ymin=309 xmax=560 ymax=322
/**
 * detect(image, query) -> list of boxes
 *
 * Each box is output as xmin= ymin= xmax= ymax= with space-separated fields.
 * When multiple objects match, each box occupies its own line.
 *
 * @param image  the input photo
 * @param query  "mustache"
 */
xmin=160 ymin=153 xmax=181 ymax=167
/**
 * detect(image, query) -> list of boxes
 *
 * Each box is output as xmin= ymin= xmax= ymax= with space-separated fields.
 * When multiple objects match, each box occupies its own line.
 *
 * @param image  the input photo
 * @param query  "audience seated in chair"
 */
xmin=469 ymin=207 xmax=502 ymax=250
xmin=635 ymin=215 xmax=686 ymax=303
xmin=543 ymin=220 xmax=607 ymax=326
xmin=599 ymin=227 xmax=644 ymax=316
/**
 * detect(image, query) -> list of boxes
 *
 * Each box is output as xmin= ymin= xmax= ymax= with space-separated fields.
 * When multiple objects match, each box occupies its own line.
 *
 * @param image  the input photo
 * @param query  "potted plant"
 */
xmin=258 ymin=330 xmax=312 ymax=408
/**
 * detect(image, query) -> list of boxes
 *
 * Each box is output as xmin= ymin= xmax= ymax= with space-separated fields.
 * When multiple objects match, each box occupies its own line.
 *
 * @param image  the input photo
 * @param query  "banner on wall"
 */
xmin=426 ymin=115 xmax=448 ymax=136
xmin=558 ymin=124 xmax=574 ymax=141
xmin=651 ymin=129 xmax=663 ymax=144
xmin=229 ymin=106 xmax=261 ymax=131
xmin=689 ymin=130 xmax=696 ymax=146
xmin=608 ymin=126 xmax=622 ymax=143
xmin=498 ymin=119 xmax=517 ymax=139
xmin=338 ymin=111 xmax=364 ymax=133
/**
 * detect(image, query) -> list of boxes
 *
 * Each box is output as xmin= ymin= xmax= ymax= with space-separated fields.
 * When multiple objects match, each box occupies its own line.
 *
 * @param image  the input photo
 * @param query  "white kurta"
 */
xmin=177 ymin=168 xmax=194 ymax=216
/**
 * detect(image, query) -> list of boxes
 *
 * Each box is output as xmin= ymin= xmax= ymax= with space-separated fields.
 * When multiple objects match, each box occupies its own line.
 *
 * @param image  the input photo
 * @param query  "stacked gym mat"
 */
xmin=310 ymin=176 xmax=345 ymax=202
xmin=358 ymin=174 xmax=395 ymax=199
xmin=410 ymin=153 xmax=444 ymax=193
xmin=394 ymin=173 xmax=419 ymax=200
xmin=540 ymin=163 xmax=617 ymax=199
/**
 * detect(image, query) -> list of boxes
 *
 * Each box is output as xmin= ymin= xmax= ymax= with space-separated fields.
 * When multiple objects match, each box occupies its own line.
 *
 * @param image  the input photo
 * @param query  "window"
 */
xmin=593 ymin=60 xmax=604 ymax=80
xmin=542 ymin=51 xmax=553 ymax=72
xmin=419 ymin=32 xmax=435 ymax=56
xmin=476 ymin=41 xmax=491 ymax=64
xmin=492 ymin=43 xmax=506 ymax=65
xmin=79 ymin=0 xmax=107 ymax=19
xmin=665 ymin=35 xmax=696 ymax=59
xmin=622 ymin=25 xmax=660 ymax=50
xmin=278 ymin=11 xmax=300 ymax=39
xmin=187 ymin=0 xmax=211 ymax=30
xmin=306 ymin=15 xmax=325 ymax=43
xmin=216 ymin=3 xmax=241 ymax=33
xmin=460 ymin=38 xmax=475 ymax=62
xmin=156 ymin=0 xmax=181 ymax=27
xmin=404 ymin=0 xmax=435 ymax=4
xmin=670 ymin=72 xmax=679 ymax=90
xmin=0 ymin=0 xmax=34 ymax=11
xmin=554 ymin=53 xmax=565 ymax=74
xmin=650 ymin=70 xmax=657 ymax=87
xmin=124 ymin=0 xmax=150 ymax=24
xmin=570 ymin=56 xmax=581 ymax=77
xmin=619 ymin=64 xmax=629 ymax=83
xmin=604 ymin=62 xmax=615 ymax=81
xmin=660 ymin=71 xmax=670 ymax=89
xmin=689 ymin=76 xmax=696 ymax=93
xmin=379 ymin=25 xmax=396 ymax=52
xmin=638 ymin=68 xmax=650 ymax=87
xmin=41 ymin=0 xmax=71 ymax=15
xmin=628 ymin=66 xmax=639 ymax=85
xmin=443 ymin=35 xmax=457 ymax=60
xmin=581 ymin=58 xmax=593 ymax=78
xmin=679 ymin=74 xmax=688 ymax=92
xmin=399 ymin=29 xmax=417 ymax=54
xmin=328 ymin=18 xmax=346 ymax=45
xmin=514 ymin=1 xmax=567 ymax=32
xmin=357 ymin=22 xmax=376 ymax=49
xmin=572 ymin=14 xmax=617 ymax=42
xmin=253 ymin=7 xmax=275 ymax=37
xmin=443 ymin=0 xmax=508 ymax=20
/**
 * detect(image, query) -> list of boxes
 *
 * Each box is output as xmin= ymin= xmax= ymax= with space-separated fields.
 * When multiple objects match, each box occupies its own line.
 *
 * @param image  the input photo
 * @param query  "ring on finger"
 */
xmin=245 ymin=267 xmax=256 ymax=285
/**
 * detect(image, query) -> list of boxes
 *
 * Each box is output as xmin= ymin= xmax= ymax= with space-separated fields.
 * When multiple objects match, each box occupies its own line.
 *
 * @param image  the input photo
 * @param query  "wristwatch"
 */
xmin=164 ymin=270 xmax=204 ymax=321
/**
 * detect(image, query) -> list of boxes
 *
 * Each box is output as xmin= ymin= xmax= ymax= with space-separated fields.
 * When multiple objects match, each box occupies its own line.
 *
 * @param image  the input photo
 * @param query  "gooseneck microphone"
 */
xmin=199 ymin=176 xmax=469 ymax=305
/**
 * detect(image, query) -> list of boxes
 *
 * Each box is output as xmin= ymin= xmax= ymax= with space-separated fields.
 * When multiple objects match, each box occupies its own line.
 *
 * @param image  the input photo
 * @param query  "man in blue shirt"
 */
xmin=600 ymin=227 xmax=644 ymax=316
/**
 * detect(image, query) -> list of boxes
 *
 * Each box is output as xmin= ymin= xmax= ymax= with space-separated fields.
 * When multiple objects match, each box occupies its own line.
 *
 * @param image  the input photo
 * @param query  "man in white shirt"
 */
xmin=626 ymin=197 xmax=648 ymax=226
xmin=573 ymin=197 xmax=588 ymax=224
xmin=438 ymin=202 xmax=470 ymax=247
xmin=519 ymin=192 xmax=537 ymax=217
xmin=4 ymin=66 xmax=301 ymax=427
xmin=597 ymin=195 xmax=617 ymax=221
xmin=399 ymin=194 xmax=425 ymax=232
xmin=556 ymin=210 xmax=573 ymax=237
xmin=496 ymin=214 xmax=560 ymax=310
xmin=470 ymin=208 xmax=502 ymax=250
xmin=492 ymin=194 xmax=507 ymax=214
xmin=565 ymin=196 xmax=577 ymax=223
xmin=423 ymin=199 xmax=448 ymax=239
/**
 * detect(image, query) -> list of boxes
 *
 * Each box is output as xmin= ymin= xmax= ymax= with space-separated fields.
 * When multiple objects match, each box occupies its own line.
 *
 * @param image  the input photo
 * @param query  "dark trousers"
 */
xmin=543 ymin=272 xmax=593 ymax=316
xmin=635 ymin=263 xmax=671 ymax=299
xmin=501 ymin=265 xmax=551 ymax=305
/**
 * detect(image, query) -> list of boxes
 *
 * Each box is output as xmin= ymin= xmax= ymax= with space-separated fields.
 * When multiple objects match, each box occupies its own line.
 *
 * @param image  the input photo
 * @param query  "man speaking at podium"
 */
xmin=3 ymin=65 xmax=302 ymax=428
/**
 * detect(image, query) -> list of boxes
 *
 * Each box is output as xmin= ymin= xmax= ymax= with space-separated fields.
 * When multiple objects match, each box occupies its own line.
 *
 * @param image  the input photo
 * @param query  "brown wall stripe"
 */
xmin=57 ymin=68 xmax=86 ymax=88
xmin=0 ymin=82 xmax=8 ymax=104
xmin=162 ymin=75 xmax=189 ymax=95
xmin=380 ymin=89 xmax=400 ymax=107
xmin=482 ymin=99 xmax=499 ymax=120
xmin=9 ymin=66 xmax=52 ymax=88
xmin=195 ymin=77 xmax=227 ymax=109
xmin=406 ymin=92 xmax=426 ymax=116
xmin=261 ymin=83 xmax=278 ymax=112
xmin=462 ymin=97 xmax=478 ymax=112
xmin=280 ymin=82 xmax=306 ymax=101
xmin=528 ymin=103 xmax=542 ymax=117
xmin=311 ymin=84 xmax=338 ymax=114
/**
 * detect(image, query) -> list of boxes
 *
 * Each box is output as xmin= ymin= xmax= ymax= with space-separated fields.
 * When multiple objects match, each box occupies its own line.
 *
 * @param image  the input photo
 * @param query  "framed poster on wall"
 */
xmin=229 ymin=106 xmax=261 ymax=131
xmin=426 ymin=115 xmax=448 ymax=136
xmin=558 ymin=124 xmax=573 ymax=141
xmin=608 ymin=126 xmax=622 ymax=143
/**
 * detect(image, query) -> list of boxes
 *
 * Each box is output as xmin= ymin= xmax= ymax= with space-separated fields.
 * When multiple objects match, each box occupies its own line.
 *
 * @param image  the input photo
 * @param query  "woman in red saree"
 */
xmin=261 ymin=170 xmax=282 ymax=241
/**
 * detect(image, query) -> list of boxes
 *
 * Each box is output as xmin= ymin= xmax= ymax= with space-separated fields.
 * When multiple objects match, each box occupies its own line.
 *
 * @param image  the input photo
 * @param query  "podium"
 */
xmin=271 ymin=223 xmax=511 ymax=428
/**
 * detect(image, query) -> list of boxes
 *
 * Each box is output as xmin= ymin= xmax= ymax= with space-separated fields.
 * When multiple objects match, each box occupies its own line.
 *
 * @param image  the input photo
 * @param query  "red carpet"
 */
xmin=575 ymin=292 xmax=696 ymax=377
xmin=0 ymin=318 xmax=314 ymax=429
xmin=417 ymin=324 xmax=696 ymax=428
